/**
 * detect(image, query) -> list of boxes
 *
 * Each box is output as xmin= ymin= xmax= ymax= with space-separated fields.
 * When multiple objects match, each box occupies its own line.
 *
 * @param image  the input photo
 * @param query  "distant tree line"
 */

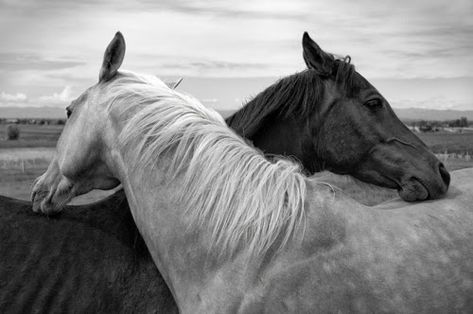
xmin=404 ymin=117 xmax=470 ymax=132
xmin=449 ymin=117 xmax=469 ymax=128
xmin=0 ymin=118 xmax=66 ymax=125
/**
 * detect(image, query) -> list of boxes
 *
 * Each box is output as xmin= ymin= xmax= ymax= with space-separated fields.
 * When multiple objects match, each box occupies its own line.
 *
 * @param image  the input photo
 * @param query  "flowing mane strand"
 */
xmin=226 ymin=58 xmax=359 ymax=138
xmin=111 ymin=71 xmax=307 ymax=258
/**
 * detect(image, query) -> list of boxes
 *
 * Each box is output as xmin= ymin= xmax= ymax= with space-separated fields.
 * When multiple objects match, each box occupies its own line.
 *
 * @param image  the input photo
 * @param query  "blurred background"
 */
xmin=1 ymin=0 xmax=472 ymax=202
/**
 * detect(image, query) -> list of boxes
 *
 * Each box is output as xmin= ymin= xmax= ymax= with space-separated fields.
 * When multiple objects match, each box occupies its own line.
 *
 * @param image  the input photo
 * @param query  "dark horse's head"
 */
xmin=226 ymin=32 xmax=449 ymax=202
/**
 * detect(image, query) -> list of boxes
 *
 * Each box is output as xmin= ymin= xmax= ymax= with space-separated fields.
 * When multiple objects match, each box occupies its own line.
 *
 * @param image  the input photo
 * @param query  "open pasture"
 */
xmin=0 ymin=124 xmax=472 ymax=204
xmin=0 ymin=148 xmax=52 ymax=200
xmin=2 ymin=120 xmax=473 ymax=152
xmin=0 ymin=148 xmax=115 ymax=203
xmin=418 ymin=131 xmax=473 ymax=155
xmin=0 ymin=155 xmax=399 ymax=205
xmin=0 ymin=124 xmax=62 ymax=148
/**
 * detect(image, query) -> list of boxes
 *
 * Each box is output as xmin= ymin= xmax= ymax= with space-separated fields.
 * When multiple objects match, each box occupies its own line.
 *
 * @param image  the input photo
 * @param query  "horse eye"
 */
xmin=66 ymin=108 xmax=72 ymax=118
xmin=364 ymin=99 xmax=382 ymax=109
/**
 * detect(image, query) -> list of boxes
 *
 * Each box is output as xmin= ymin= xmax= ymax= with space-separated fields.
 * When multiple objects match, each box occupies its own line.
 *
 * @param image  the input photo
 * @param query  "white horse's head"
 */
xmin=32 ymin=32 xmax=127 ymax=214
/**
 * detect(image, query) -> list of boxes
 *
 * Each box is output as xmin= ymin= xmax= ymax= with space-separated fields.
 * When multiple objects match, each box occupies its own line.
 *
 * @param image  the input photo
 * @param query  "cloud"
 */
xmin=201 ymin=98 xmax=218 ymax=103
xmin=1 ymin=91 xmax=27 ymax=102
xmin=0 ymin=0 xmax=309 ymax=21
xmin=38 ymin=86 xmax=74 ymax=105
xmin=157 ymin=59 xmax=270 ymax=76
xmin=0 ymin=53 xmax=85 ymax=71
xmin=140 ymin=0 xmax=309 ymax=20
xmin=2 ymin=0 xmax=472 ymax=79
xmin=0 ymin=86 xmax=75 ymax=107
xmin=0 ymin=91 xmax=30 ymax=107
xmin=390 ymin=98 xmax=472 ymax=111
xmin=1 ymin=0 xmax=472 ymax=110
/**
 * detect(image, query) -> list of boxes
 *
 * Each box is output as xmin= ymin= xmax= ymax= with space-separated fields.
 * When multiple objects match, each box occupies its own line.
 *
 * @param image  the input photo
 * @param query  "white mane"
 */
xmin=111 ymin=71 xmax=307 ymax=257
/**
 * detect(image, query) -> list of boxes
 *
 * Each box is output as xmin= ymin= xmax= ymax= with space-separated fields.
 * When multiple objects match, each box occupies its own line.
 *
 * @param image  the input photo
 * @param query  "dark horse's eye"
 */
xmin=66 ymin=107 xmax=72 ymax=118
xmin=364 ymin=98 xmax=383 ymax=109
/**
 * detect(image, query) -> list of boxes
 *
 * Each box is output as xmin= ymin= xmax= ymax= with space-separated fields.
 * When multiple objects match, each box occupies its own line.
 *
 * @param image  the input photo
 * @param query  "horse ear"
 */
xmin=302 ymin=32 xmax=333 ymax=76
xmin=99 ymin=32 xmax=126 ymax=82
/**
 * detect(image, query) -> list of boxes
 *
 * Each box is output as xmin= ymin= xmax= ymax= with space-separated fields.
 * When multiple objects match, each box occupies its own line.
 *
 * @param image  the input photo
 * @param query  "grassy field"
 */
xmin=0 ymin=124 xmax=472 ymax=206
xmin=0 ymin=124 xmax=61 ymax=148
xmin=0 ymin=147 xmax=115 ymax=205
xmin=418 ymin=132 xmax=473 ymax=155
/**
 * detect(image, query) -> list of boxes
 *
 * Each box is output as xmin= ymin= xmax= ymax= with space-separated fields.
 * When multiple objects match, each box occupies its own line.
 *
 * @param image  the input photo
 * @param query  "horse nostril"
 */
xmin=438 ymin=163 xmax=450 ymax=188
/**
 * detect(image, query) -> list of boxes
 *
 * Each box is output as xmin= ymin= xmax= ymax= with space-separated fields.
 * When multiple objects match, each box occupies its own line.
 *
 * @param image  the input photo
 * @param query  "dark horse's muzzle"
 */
xmin=356 ymin=141 xmax=450 ymax=202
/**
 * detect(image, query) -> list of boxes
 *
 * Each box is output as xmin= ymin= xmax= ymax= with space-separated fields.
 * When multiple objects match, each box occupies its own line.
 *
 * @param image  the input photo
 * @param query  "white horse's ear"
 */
xmin=99 ymin=32 xmax=126 ymax=82
xmin=302 ymin=32 xmax=333 ymax=76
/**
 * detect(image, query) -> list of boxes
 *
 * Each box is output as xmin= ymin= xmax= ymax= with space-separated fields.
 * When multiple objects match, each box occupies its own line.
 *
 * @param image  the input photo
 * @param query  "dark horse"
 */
xmin=227 ymin=33 xmax=449 ymax=200
xmin=0 ymin=193 xmax=176 ymax=314
xmin=1 ymin=33 xmax=448 ymax=313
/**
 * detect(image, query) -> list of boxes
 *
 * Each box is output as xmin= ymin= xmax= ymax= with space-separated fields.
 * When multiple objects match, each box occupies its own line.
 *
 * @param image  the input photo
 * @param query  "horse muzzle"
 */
xmin=354 ymin=143 xmax=450 ymax=202
xmin=31 ymin=175 xmax=74 ymax=215
xmin=398 ymin=162 xmax=450 ymax=202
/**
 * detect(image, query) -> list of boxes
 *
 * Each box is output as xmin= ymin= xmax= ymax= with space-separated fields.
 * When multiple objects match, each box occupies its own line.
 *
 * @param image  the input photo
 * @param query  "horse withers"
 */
xmin=31 ymin=32 xmax=473 ymax=313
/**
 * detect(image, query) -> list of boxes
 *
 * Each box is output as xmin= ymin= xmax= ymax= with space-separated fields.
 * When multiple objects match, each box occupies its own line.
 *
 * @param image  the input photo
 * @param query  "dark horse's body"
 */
xmin=2 ymin=33 xmax=449 ymax=313
xmin=0 ymin=193 xmax=176 ymax=314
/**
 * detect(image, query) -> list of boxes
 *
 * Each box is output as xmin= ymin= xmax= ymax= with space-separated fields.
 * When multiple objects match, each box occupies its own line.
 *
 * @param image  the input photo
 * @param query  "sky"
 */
xmin=1 ymin=0 xmax=472 ymax=111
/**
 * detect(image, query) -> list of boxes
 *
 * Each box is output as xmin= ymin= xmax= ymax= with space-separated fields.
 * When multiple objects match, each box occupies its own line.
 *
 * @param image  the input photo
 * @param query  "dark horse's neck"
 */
xmin=225 ymin=70 xmax=325 ymax=174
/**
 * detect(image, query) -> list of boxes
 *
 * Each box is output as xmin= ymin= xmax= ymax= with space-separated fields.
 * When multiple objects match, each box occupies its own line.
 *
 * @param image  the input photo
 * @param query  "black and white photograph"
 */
xmin=1 ymin=0 xmax=472 ymax=313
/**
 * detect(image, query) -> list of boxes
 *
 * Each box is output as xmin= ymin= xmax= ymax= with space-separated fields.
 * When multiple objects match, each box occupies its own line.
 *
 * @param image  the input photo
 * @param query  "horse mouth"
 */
xmin=379 ymin=173 xmax=430 ymax=202
xmin=31 ymin=185 xmax=67 ymax=215
xmin=398 ymin=178 xmax=429 ymax=202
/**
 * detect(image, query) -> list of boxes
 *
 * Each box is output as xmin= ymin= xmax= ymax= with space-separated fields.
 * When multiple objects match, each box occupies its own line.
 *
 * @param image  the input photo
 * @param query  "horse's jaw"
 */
xmin=353 ymin=143 xmax=450 ymax=202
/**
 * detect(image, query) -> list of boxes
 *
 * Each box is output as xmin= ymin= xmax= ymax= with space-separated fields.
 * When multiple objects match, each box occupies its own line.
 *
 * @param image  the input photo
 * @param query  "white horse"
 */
xmin=33 ymin=32 xmax=473 ymax=313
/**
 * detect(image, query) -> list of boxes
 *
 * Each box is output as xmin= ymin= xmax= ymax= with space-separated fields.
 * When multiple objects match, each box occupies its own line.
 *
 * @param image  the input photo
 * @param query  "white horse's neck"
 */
xmin=104 ymin=107 xmax=247 ymax=311
xmin=102 ymin=92 xmax=325 ymax=312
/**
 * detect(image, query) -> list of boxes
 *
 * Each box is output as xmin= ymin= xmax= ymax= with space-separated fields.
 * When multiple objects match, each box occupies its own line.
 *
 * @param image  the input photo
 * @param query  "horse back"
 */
xmin=0 ymin=193 xmax=177 ymax=313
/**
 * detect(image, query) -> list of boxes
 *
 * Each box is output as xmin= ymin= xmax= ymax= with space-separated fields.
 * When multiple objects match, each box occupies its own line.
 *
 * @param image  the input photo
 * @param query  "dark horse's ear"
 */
xmin=99 ymin=32 xmax=126 ymax=82
xmin=302 ymin=32 xmax=333 ymax=76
